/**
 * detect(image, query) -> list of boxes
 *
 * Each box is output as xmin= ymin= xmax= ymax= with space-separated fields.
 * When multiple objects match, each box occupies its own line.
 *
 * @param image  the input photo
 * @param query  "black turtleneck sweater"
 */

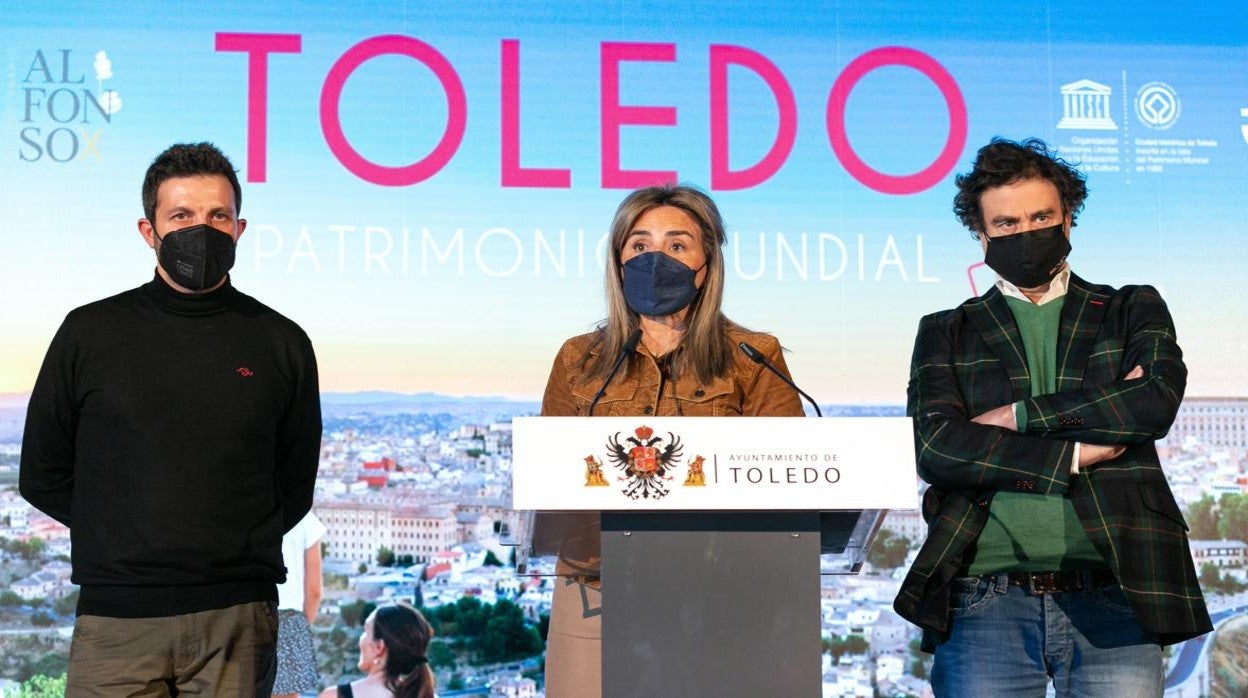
xmin=19 ymin=275 xmax=321 ymax=618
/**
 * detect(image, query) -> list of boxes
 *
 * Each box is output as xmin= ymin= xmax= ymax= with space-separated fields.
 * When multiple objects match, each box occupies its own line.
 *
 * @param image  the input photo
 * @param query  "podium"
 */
xmin=507 ymin=416 xmax=916 ymax=697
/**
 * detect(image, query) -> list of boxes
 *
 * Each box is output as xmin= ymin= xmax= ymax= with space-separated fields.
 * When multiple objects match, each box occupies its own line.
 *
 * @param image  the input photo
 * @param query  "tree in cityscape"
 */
xmin=16 ymin=652 xmax=67 ymax=683
xmin=9 ymin=673 xmax=66 ymax=698
xmin=1187 ymin=495 xmax=1219 ymax=539
xmin=53 ymin=589 xmax=79 ymax=617
xmin=420 ymin=597 xmax=544 ymax=664
xmin=1218 ymin=493 xmax=1248 ymax=542
xmin=318 ymin=625 xmax=356 ymax=678
xmin=397 ymin=553 xmax=415 ymax=567
xmin=447 ymin=596 xmax=489 ymax=638
xmin=1199 ymin=562 xmax=1222 ymax=591
xmin=427 ymin=638 xmax=457 ymax=671
xmin=377 ymin=545 xmax=396 ymax=567
xmin=867 ymin=529 xmax=911 ymax=569
xmin=339 ymin=599 xmax=378 ymax=628
xmin=479 ymin=600 xmax=543 ymax=664
xmin=827 ymin=634 xmax=870 ymax=661
xmin=1189 ymin=493 xmax=1248 ymax=543
xmin=0 ymin=590 xmax=24 ymax=608
xmin=29 ymin=611 xmax=55 ymax=627
xmin=482 ymin=550 xmax=503 ymax=567
xmin=538 ymin=612 xmax=550 ymax=642
xmin=1199 ymin=562 xmax=1247 ymax=594
xmin=0 ymin=538 xmax=47 ymax=562
xmin=907 ymin=637 xmax=928 ymax=679
xmin=24 ymin=538 xmax=46 ymax=562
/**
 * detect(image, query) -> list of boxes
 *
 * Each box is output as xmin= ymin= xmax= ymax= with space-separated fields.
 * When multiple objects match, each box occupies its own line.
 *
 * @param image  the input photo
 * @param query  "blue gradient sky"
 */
xmin=3 ymin=1 xmax=1246 ymax=401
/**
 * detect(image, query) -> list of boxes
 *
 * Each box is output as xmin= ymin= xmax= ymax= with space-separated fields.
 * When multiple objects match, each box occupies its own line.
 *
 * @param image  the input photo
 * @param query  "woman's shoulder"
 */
xmin=555 ymin=329 xmax=602 ymax=356
xmin=317 ymin=683 xmax=357 ymax=698
xmin=724 ymin=324 xmax=784 ymax=355
xmin=549 ymin=329 xmax=606 ymax=373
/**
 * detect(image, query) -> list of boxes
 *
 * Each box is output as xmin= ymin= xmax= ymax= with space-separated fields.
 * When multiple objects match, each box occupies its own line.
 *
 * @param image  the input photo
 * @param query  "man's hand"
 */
xmin=1078 ymin=442 xmax=1125 ymax=469
xmin=971 ymin=404 xmax=1017 ymax=431
xmin=1072 ymin=366 xmax=1141 ymax=472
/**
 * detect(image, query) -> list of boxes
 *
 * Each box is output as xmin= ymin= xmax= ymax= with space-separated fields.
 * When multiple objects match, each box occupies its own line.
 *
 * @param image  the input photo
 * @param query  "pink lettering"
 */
xmin=600 ymin=42 xmax=677 ymax=189
xmin=825 ymin=46 xmax=967 ymax=195
xmin=213 ymin=34 xmax=963 ymax=195
xmin=709 ymin=45 xmax=796 ymax=190
xmin=500 ymin=40 xmax=570 ymax=188
xmin=320 ymin=35 xmax=467 ymax=186
xmin=214 ymin=33 xmax=303 ymax=182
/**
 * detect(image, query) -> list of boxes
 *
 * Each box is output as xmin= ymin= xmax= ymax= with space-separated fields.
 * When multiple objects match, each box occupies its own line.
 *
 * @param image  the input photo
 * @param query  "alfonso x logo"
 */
xmin=18 ymin=48 xmax=123 ymax=163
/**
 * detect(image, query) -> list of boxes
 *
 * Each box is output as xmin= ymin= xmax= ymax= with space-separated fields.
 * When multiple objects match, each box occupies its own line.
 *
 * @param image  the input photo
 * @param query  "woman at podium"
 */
xmin=539 ymin=184 xmax=804 ymax=697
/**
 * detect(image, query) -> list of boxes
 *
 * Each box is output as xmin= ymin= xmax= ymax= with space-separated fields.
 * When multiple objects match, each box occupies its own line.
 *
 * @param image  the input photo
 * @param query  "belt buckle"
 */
xmin=1028 ymin=571 xmax=1062 ymax=595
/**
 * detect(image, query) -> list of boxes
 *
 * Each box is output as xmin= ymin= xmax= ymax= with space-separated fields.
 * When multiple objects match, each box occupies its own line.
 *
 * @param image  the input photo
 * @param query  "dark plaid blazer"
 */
xmin=893 ymin=274 xmax=1212 ymax=649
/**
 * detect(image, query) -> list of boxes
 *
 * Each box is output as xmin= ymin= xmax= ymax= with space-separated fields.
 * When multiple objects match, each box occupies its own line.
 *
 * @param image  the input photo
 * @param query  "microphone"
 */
xmin=588 ymin=328 xmax=643 ymax=416
xmin=738 ymin=341 xmax=822 ymax=417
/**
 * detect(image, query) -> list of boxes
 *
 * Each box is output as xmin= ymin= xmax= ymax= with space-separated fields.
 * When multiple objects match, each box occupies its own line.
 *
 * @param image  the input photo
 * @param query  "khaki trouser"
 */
xmin=545 ymin=578 xmax=603 ymax=698
xmin=66 ymin=601 xmax=277 ymax=697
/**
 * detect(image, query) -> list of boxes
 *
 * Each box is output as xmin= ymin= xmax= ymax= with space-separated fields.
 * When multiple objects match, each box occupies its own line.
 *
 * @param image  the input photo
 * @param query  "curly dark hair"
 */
xmin=141 ymin=142 xmax=242 ymax=222
xmin=952 ymin=137 xmax=1087 ymax=238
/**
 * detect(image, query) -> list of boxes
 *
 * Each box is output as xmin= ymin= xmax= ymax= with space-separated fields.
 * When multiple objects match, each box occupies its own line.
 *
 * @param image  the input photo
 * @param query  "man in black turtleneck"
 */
xmin=19 ymin=142 xmax=322 ymax=696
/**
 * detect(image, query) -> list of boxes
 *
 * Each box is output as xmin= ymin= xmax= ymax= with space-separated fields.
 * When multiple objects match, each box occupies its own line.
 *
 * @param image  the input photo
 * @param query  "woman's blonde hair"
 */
xmin=584 ymin=183 xmax=734 ymax=385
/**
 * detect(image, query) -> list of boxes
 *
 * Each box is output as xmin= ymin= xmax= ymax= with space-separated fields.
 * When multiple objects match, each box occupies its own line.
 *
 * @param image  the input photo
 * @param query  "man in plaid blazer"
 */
xmin=894 ymin=138 xmax=1211 ymax=696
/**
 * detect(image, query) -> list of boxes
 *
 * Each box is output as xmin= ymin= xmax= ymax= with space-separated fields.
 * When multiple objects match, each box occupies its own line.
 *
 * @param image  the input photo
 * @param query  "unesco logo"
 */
xmin=18 ymin=49 xmax=123 ymax=163
xmin=1134 ymin=81 xmax=1180 ymax=130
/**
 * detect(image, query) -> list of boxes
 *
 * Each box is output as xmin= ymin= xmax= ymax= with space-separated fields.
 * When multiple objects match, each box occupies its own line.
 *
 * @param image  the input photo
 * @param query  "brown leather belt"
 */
xmin=1004 ymin=569 xmax=1116 ymax=595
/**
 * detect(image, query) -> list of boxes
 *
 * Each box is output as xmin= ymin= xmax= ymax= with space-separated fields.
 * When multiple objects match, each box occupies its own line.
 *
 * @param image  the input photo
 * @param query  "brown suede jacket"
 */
xmin=540 ymin=326 xmax=805 ymax=418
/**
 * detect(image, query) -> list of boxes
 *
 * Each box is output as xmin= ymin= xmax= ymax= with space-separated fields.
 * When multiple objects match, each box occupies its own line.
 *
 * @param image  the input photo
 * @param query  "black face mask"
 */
xmin=621 ymin=251 xmax=703 ymax=317
xmin=984 ymin=224 xmax=1070 ymax=289
xmin=154 ymin=224 xmax=237 ymax=292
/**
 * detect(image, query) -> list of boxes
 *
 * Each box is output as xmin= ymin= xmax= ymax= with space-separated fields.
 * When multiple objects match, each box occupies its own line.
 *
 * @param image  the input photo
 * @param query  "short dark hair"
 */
xmin=952 ymin=137 xmax=1088 ymax=238
xmin=141 ymin=142 xmax=242 ymax=222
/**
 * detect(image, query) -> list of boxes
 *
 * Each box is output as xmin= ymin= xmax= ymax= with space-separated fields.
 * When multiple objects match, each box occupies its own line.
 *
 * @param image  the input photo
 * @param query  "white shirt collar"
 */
xmin=995 ymin=264 xmax=1071 ymax=306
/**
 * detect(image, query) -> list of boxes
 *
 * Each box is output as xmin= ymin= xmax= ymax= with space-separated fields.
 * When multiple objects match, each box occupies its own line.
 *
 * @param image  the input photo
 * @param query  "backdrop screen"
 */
xmin=1 ymin=1 xmax=1246 ymax=691
xmin=4 ymin=1 xmax=1245 ymax=403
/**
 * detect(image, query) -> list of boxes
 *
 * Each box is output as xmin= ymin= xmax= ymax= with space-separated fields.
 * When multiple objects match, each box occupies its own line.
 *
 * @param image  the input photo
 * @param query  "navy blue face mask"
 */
xmin=621 ymin=251 xmax=704 ymax=317
xmin=155 ymin=223 xmax=237 ymax=292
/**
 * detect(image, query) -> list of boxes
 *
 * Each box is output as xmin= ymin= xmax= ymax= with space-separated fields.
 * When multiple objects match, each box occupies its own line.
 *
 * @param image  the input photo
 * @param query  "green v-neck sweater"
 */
xmin=965 ymin=294 xmax=1107 ymax=574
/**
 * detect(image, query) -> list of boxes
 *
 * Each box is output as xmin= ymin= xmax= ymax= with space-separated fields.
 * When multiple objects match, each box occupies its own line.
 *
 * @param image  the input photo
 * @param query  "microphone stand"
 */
xmin=588 ymin=328 xmax=643 ymax=415
xmin=737 ymin=341 xmax=822 ymax=417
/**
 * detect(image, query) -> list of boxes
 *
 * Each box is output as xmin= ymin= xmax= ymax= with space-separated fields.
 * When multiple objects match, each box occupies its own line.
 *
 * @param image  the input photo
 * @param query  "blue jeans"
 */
xmin=930 ymin=574 xmax=1162 ymax=697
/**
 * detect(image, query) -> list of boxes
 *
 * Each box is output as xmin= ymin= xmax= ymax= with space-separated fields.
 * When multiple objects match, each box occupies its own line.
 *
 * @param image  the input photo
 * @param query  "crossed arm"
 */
xmin=910 ymin=286 xmax=1185 ymax=494
xmin=970 ymin=364 xmax=1143 ymax=470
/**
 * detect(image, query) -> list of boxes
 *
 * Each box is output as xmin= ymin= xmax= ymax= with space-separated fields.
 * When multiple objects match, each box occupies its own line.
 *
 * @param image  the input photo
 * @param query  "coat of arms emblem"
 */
xmin=605 ymin=425 xmax=682 ymax=500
